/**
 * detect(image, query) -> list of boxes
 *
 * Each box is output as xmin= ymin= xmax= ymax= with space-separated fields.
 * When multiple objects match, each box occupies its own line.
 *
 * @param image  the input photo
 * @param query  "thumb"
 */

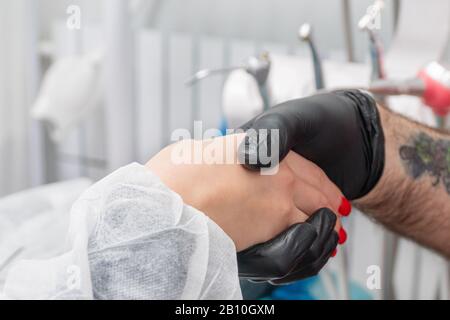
xmin=238 ymin=96 xmax=324 ymax=170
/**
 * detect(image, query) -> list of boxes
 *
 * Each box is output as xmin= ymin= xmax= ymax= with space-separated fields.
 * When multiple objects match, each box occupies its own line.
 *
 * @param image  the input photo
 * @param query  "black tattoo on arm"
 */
xmin=399 ymin=132 xmax=450 ymax=194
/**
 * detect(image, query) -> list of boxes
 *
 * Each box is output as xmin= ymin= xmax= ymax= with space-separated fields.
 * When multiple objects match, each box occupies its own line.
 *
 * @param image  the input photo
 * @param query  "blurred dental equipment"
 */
xmin=222 ymin=53 xmax=370 ymax=129
xmin=186 ymin=52 xmax=272 ymax=111
xmin=358 ymin=0 xmax=385 ymax=81
xmin=30 ymin=0 xmax=160 ymax=143
xmin=31 ymin=51 xmax=103 ymax=142
xmin=222 ymin=69 xmax=269 ymax=130
xmin=298 ymin=23 xmax=325 ymax=90
xmin=369 ymin=62 xmax=450 ymax=117
xmin=1 ymin=164 xmax=241 ymax=299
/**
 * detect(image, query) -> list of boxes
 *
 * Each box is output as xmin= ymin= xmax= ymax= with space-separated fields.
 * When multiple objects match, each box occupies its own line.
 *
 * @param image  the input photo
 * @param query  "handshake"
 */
xmin=147 ymin=90 xmax=384 ymax=284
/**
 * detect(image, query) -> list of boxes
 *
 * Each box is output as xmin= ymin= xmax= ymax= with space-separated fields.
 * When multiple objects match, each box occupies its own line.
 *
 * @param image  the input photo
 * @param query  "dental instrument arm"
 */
xmin=299 ymin=23 xmax=325 ymax=90
xmin=369 ymin=62 xmax=450 ymax=117
xmin=186 ymin=53 xmax=272 ymax=110
xmin=359 ymin=0 xmax=385 ymax=81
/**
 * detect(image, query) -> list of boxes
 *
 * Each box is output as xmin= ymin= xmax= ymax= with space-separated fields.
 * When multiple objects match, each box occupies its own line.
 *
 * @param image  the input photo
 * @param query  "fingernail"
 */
xmin=331 ymin=248 xmax=337 ymax=257
xmin=338 ymin=228 xmax=347 ymax=245
xmin=338 ymin=197 xmax=352 ymax=216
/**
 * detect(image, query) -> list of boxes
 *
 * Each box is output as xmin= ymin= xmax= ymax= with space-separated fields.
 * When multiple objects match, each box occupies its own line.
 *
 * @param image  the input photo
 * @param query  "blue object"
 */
xmin=219 ymin=118 xmax=228 ymax=136
xmin=260 ymin=273 xmax=374 ymax=300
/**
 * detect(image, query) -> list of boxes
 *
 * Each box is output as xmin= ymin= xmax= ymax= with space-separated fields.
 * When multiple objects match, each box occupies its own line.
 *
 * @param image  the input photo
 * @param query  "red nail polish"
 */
xmin=338 ymin=228 xmax=347 ymax=245
xmin=331 ymin=248 xmax=337 ymax=257
xmin=338 ymin=197 xmax=352 ymax=216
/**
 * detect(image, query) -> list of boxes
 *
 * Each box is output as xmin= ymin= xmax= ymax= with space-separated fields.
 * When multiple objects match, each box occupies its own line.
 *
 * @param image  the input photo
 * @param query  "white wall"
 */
xmin=37 ymin=0 xmax=396 ymax=62
xmin=0 ymin=0 xmax=42 ymax=195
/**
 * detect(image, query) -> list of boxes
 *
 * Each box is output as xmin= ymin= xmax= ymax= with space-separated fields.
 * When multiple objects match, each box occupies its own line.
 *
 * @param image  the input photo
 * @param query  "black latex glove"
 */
xmin=239 ymin=89 xmax=385 ymax=200
xmin=236 ymin=90 xmax=385 ymax=284
xmin=237 ymin=208 xmax=338 ymax=284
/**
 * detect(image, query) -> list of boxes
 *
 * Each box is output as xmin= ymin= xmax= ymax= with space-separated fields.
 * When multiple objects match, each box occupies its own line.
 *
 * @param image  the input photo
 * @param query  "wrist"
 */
xmin=354 ymin=104 xmax=408 ymax=224
xmin=334 ymin=90 xmax=386 ymax=199
xmin=147 ymin=135 xmax=247 ymax=249
xmin=146 ymin=140 xmax=214 ymax=212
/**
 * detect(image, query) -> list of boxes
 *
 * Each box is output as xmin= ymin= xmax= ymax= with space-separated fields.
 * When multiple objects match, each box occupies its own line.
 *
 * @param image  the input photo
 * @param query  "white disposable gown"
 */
xmin=1 ymin=163 xmax=242 ymax=300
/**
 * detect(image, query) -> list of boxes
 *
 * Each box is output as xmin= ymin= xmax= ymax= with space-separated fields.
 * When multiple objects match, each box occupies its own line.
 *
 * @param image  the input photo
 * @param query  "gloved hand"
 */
xmin=237 ymin=208 xmax=338 ymax=284
xmin=236 ymin=90 xmax=384 ymax=284
xmin=239 ymin=89 xmax=385 ymax=200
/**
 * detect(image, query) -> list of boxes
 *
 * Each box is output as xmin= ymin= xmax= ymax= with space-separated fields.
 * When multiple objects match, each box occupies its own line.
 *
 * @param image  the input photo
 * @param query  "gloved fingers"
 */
xmin=269 ymin=208 xmax=338 ymax=284
xmin=285 ymin=151 xmax=347 ymax=216
xmin=291 ymin=230 xmax=339 ymax=282
xmin=306 ymin=207 xmax=338 ymax=245
xmin=269 ymin=231 xmax=338 ymax=285
xmin=237 ymin=222 xmax=318 ymax=280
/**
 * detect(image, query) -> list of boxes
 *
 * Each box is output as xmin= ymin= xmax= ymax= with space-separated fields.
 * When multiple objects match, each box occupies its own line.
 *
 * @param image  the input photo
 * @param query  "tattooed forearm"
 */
xmin=356 ymin=105 xmax=450 ymax=257
xmin=399 ymin=132 xmax=450 ymax=195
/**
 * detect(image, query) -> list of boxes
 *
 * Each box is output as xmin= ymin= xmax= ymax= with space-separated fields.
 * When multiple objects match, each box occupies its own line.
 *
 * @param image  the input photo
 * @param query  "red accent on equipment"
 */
xmin=418 ymin=69 xmax=450 ymax=116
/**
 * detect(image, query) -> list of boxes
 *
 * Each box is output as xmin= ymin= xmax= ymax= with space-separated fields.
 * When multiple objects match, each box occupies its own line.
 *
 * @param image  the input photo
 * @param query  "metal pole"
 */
xmin=341 ymin=0 xmax=355 ymax=62
xmin=103 ymin=0 xmax=136 ymax=171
